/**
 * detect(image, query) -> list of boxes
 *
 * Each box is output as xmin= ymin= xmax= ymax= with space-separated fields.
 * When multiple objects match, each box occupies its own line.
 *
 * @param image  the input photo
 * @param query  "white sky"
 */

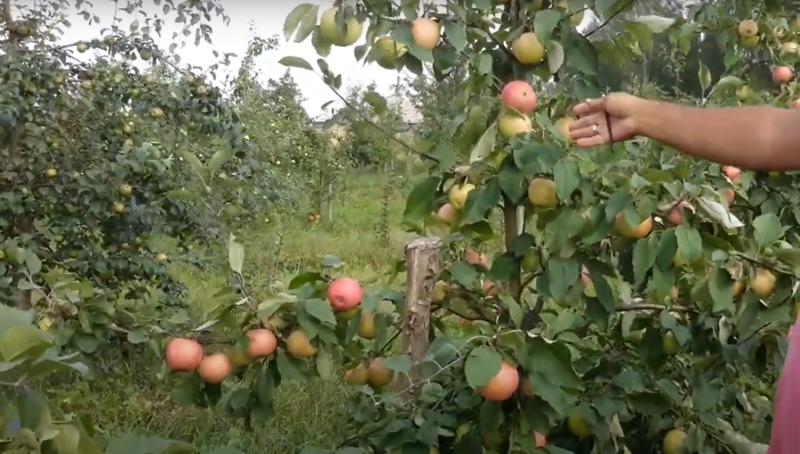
xmin=53 ymin=1 xmax=394 ymax=119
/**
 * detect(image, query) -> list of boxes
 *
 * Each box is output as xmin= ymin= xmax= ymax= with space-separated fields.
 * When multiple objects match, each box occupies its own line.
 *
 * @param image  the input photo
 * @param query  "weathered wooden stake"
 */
xmin=394 ymin=236 xmax=441 ymax=400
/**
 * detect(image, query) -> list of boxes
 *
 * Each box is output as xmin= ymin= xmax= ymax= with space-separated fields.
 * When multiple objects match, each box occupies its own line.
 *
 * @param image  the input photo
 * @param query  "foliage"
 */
xmin=0 ymin=304 xmax=245 ymax=454
xmin=0 ymin=0 xmax=249 ymax=356
xmin=237 ymin=0 xmax=800 ymax=453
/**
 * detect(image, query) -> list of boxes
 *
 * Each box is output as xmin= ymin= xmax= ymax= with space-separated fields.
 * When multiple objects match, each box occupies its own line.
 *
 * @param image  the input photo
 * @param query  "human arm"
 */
xmin=631 ymin=98 xmax=800 ymax=171
xmin=570 ymin=94 xmax=800 ymax=172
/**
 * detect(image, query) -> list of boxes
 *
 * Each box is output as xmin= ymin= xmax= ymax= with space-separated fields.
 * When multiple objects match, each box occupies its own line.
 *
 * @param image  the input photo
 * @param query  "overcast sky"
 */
xmin=54 ymin=1 xmax=394 ymax=119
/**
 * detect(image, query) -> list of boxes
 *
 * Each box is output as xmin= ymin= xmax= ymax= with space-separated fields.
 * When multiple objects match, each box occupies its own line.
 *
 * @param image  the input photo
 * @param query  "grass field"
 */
xmin=48 ymin=171 xmax=419 ymax=453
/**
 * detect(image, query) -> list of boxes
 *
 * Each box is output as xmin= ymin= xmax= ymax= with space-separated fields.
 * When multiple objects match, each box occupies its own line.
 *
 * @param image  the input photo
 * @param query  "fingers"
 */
xmin=569 ymin=126 xmax=597 ymax=140
xmin=569 ymin=114 xmax=602 ymax=131
xmin=572 ymin=97 xmax=607 ymax=117
xmin=576 ymin=135 xmax=608 ymax=147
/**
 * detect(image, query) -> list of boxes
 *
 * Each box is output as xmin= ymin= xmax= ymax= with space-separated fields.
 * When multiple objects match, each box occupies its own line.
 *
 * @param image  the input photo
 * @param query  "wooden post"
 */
xmin=394 ymin=237 xmax=441 ymax=400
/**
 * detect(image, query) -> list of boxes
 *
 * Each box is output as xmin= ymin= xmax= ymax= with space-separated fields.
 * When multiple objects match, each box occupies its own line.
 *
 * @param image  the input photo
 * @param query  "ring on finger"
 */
xmin=592 ymin=124 xmax=598 ymax=133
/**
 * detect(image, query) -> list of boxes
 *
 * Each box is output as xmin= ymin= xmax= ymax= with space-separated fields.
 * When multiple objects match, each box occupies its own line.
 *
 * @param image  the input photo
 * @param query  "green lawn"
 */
xmin=48 ymin=170 xmax=419 ymax=453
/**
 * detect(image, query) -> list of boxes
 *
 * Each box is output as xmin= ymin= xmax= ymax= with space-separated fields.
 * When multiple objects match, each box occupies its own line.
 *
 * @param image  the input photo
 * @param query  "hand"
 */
xmin=568 ymin=93 xmax=641 ymax=147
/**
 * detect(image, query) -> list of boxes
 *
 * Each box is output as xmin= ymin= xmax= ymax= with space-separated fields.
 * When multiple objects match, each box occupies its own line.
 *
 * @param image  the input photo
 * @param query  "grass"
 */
xmin=48 ymin=170 xmax=421 ymax=453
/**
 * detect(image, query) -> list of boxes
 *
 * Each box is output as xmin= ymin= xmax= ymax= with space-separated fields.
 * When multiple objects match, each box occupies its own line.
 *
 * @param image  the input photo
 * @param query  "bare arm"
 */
xmin=631 ymin=99 xmax=800 ymax=171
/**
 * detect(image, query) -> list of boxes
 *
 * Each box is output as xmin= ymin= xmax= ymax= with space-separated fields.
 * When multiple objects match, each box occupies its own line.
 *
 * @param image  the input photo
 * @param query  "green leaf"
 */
xmin=17 ymin=388 xmax=51 ymax=431
xmin=604 ymin=192 xmax=632 ymax=220
xmin=462 ymin=179 xmax=502 ymax=224
xmin=533 ymin=10 xmax=561 ymax=44
xmin=547 ymin=40 xmax=565 ymax=74
xmin=752 ymin=213 xmax=783 ymax=247
xmin=207 ymin=148 xmax=231 ymax=177
xmin=443 ymin=21 xmax=467 ymax=52
xmin=276 ymin=352 xmax=307 ymax=380
xmin=303 ymin=299 xmax=336 ymax=325
xmin=0 ymin=325 xmax=52 ymax=362
xmin=547 ymin=256 xmax=580 ymax=300
xmin=674 ymin=225 xmax=703 ymax=264
xmin=177 ymin=149 xmax=205 ymax=178
xmin=469 ymin=121 xmax=497 ymax=163
xmin=552 ymin=159 xmax=579 ymax=202
xmin=283 ymin=4 xmax=316 ymax=41
xmin=513 ymin=142 xmax=560 ymax=174
xmin=383 ymin=355 xmax=412 ymax=373
xmin=709 ymin=267 xmax=735 ymax=312
xmin=450 ymin=261 xmax=479 ymax=287
xmin=419 ymin=382 xmax=445 ymax=402
xmin=315 ymin=348 xmax=335 ymax=380
xmin=526 ymin=337 xmax=582 ymax=390
xmin=488 ymin=253 xmax=519 ymax=282
xmin=464 ymin=346 xmax=502 ymax=388
xmin=698 ymin=61 xmax=711 ymax=93
xmin=279 ymin=56 xmax=315 ymax=71
xmin=363 ymin=91 xmax=387 ymax=114
xmin=228 ymin=233 xmax=244 ymax=274
xmin=632 ymin=236 xmax=657 ymax=285
xmin=404 ymin=177 xmax=440 ymax=223
xmin=497 ymin=162 xmax=526 ymax=204
xmin=295 ymin=5 xmax=319 ymax=43
xmin=499 ymin=294 xmax=523 ymax=327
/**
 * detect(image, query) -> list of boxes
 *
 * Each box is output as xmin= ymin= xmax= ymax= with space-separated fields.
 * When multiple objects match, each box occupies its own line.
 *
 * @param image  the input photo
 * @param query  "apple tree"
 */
xmin=158 ymin=0 xmax=800 ymax=453
xmin=0 ymin=304 xmax=249 ymax=454
xmin=0 ymin=0 xmax=247 ymax=354
xmin=224 ymin=36 xmax=348 ymax=225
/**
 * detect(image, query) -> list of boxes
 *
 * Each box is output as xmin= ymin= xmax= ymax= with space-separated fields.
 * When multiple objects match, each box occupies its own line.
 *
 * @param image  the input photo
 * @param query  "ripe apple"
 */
xmin=112 ymin=202 xmax=126 ymax=215
xmin=527 ymin=178 xmax=558 ymax=208
xmin=373 ymin=37 xmax=407 ymax=69
xmin=663 ymin=429 xmax=687 ymax=454
xmin=722 ymin=166 xmax=741 ymax=184
xmin=740 ymin=34 xmax=759 ymax=48
xmin=165 ymin=338 xmax=203 ymax=371
xmin=410 ymin=17 xmax=440 ymax=51
xmin=477 ymin=361 xmax=519 ymax=401
xmin=327 ymin=277 xmax=363 ymax=312
xmin=448 ymin=183 xmax=475 ymax=210
xmin=666 ymin=201 xmax=692 ymax=225
xmin=286 ymin=329 xmax=318 ymax=358
xmin=156 ymin=253 xmax=168 ymax=262
xmin=738 ymin=19 xmax=758 ymax=38
xmin=773 ymin=66 xmax=793 ymax=84
xmin=500 ymin=80 xmax=536 ymax=113
xmin=511 ymin=32 xmax=545 ymax=64
xmin=749 ymin=269 xmax=776 ymax=298
xmin=613 ymin=213 xmax=653 ymax=239
xmin=464 ymin=248 xmax=490 ymax=269
xmin=344 ymin=363 xmax=369 ymax=385
xmin=554 ymin=117 xmax=575 ymax=142
xmin=723 ymin=189 xmax=735 ymax=204
xmin=319 ymin=7 xmax=363 ymax=47
xmin=118 ymin=184 xmax=133 ymax=197
xmin=367 ymin=358 xmax=395 ymax=387
xmin=735 ymin=85 xmax=752 ymax=100
xmin=76 ymin=42 xmax=89 ymax=53
xmin=245 ymin=328 xmax=277 ymax=358
xmin=482 ymin=280 xmax=498 ymax=296
xmin=149 ymin=107 xmax=165 ymax=118
xmin=45 ymin=168 xmax=58 ymax=178
xmin=198 ymin=353 xmax=232 ymax=384
xmin=498 ymin=114 xmax=532 ymax=139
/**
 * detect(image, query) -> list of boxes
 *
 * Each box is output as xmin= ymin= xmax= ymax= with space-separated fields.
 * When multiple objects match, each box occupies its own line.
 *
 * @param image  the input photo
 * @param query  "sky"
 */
xmin=53 ymin=1 xmax=396 ymax=119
